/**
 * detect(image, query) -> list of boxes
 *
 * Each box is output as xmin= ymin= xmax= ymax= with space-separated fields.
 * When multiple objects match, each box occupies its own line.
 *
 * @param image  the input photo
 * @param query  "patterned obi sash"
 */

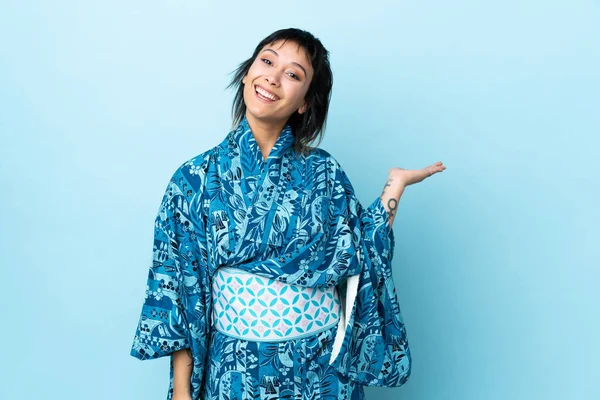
xmin=211 ymin=267 xmax=342 ymax=341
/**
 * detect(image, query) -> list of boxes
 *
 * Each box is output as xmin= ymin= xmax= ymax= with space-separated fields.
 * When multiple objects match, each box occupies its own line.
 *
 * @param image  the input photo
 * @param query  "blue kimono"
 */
xmin=130 ymin=117 xmax=411 ymax=399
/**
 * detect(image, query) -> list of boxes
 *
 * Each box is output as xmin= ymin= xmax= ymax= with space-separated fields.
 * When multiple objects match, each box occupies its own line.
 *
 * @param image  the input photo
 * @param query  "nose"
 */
xmin=265 ymin=71 xmax=281 ymax=86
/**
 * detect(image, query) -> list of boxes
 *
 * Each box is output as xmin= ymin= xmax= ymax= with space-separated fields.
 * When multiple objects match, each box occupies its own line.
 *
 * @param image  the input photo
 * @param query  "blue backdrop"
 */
xmin=1 ymin=1 xmax=598 ymax=399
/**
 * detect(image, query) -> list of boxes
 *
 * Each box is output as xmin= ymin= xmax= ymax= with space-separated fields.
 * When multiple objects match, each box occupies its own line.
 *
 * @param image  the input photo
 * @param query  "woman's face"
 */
xmin=242 ymin=40 xmax=314 ymax=126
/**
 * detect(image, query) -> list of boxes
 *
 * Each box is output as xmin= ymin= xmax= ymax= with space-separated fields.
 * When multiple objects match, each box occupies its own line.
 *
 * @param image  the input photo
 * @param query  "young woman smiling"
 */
xmin=131 ymin=28 xmax=445 ymax=400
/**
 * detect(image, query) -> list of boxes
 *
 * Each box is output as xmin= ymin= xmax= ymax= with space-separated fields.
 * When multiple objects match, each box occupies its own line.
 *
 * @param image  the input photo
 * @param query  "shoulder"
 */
xmin=301 ymin=147 xmax=343 ymax=171
xmin=309 ymin=148 xmax=349 ymax=179
xmin=170 ymin=147 xmax=218 ymax=194
xmin=178 ymin=147 xmax=217 ymax=175
xmin=300 ymin=147 xmax=352 ymax=196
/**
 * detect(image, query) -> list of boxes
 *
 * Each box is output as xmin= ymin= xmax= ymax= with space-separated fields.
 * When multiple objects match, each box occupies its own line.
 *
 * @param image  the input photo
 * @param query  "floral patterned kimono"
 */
xmin=130 ymin=117 xmax=411 ymax=399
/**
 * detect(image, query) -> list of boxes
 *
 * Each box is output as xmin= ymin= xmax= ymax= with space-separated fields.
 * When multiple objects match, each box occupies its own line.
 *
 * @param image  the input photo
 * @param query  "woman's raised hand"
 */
xmin=388 ymin=161 xmax=446 ymax=189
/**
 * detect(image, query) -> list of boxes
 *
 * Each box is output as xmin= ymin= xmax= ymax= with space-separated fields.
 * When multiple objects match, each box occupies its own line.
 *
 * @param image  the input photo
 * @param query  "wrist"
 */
xmin=387 ymin=171 xmax=407 ymax=190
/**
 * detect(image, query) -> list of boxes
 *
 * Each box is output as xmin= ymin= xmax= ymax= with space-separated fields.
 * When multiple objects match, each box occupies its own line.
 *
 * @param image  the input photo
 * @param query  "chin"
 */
xmin=245 ymin=105 xmax=281 ymax=122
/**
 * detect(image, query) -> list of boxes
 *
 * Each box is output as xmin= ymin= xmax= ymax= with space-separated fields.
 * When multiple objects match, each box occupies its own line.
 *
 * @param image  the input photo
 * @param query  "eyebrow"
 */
xmin=261 ymin=48 xmax=308 ymax=77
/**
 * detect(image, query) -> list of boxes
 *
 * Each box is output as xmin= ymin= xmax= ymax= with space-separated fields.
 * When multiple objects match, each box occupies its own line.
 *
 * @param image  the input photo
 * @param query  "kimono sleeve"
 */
xmin=130 ymin=166 xmax=210 ymax=399
xmin=327 ymin=159 xmax=412 ymax=387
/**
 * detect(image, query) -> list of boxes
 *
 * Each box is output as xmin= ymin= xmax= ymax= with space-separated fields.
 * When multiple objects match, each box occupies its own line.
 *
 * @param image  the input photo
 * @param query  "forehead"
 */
xmin=261 ymin=39 xmax=312 ymax=67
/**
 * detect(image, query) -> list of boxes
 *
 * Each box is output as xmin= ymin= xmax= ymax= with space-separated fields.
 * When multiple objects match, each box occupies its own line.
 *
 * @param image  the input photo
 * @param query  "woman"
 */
xmin=130 ymin=28 xmax=445 ymax=400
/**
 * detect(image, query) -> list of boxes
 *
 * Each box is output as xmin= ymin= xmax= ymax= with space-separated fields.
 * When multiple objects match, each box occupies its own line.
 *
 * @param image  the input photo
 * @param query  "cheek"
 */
xmin=285 ymin=84 xmax=308 ymax=107
xmin=242 ymin=82 xmax=255 ymax=105
xmin=247 ymin=61 xmax=266 ymax=78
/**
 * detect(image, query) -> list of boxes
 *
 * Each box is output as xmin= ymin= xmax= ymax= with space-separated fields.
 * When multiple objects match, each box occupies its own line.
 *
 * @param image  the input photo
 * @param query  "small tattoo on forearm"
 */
xmin=387 ymin=198 xmax=398 ymax=218
xmin=380 ymin=178 xmax=392 ymax=196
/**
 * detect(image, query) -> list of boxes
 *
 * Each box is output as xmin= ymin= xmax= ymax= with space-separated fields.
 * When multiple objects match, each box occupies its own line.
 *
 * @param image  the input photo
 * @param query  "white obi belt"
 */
xmin=211 ymin=267 xmax=343 ymax=342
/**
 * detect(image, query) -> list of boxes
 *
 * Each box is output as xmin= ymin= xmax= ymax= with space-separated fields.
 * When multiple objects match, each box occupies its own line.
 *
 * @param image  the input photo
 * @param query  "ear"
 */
xmin=242 ymin=75 xmax=247 ymax=85
xmin=298 ymin=102 xmax=308 ymax=114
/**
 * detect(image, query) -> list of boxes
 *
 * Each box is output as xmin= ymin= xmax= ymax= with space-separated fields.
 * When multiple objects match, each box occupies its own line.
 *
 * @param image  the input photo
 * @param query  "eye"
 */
xmin=287 ymin=72 xmax=300 ymax=80
xmin=261 ymin=58 xmax=272 ymax=65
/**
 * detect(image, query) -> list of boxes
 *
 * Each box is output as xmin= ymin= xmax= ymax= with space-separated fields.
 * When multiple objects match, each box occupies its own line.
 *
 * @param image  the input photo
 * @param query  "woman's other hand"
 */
xmin=388 ymin=161 xmax=446 ymax=188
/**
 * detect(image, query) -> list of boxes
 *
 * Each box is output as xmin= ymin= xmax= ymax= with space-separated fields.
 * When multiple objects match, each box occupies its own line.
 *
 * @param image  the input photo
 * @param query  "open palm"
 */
xmin=388 ymin=161 xmax=446 ymax=188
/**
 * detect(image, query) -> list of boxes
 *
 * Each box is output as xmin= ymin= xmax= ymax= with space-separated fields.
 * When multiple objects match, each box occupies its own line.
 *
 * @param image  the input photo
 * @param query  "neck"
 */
xmin=245 ymin=112 xmax=288 ymax=161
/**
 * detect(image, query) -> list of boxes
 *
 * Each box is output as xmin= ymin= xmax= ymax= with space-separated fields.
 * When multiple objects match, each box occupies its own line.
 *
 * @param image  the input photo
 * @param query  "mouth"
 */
xmin=254 ymin=85 xmax=280 ymax=102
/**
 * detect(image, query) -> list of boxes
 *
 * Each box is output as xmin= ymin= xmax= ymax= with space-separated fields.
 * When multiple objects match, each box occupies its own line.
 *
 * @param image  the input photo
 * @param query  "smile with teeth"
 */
xmin=255 ymin=85 xmax=280 ymax=101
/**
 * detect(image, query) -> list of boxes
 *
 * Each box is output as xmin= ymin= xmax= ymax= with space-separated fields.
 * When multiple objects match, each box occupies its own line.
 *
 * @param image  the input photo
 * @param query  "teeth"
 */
xmin=256 ymin=86 xmax=278 ymax=101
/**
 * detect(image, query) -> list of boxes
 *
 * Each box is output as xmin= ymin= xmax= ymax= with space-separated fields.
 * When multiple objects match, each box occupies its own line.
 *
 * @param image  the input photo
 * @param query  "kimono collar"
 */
xmin=234 ymin=116 xmax=294 ymax=165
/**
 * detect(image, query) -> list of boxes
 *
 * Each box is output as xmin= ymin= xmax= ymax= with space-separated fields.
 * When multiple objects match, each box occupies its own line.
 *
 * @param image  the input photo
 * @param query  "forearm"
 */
xmin=172 ymin=348 xmax=193 ymax=397
xmin=379 ymin=173 xmax=405 ymax=228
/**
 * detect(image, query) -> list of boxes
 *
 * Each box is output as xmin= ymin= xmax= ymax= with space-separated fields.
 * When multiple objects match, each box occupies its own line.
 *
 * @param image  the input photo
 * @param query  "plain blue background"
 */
xmin=1 ymin=1 xmax=598 ymax=399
